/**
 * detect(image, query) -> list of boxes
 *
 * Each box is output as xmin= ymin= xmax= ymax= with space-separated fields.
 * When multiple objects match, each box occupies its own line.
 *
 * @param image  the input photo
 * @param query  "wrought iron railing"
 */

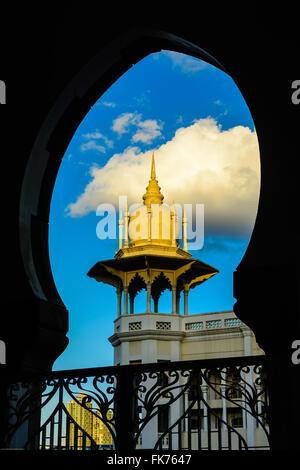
xmin=5 ymin=355 xmax=269 ymax=451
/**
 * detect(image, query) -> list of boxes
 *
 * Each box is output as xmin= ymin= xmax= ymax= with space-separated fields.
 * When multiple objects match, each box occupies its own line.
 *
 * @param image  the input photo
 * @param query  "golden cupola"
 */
xmin=126 ymin=153 xmax=181 ymax=253
xmin=87 ymin=153 xmax=219 ymax=318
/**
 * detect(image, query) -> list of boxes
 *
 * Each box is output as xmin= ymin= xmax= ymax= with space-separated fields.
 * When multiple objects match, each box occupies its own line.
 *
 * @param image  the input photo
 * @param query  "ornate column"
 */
xmin=184 ymin=392 xmax=189 ymax=434
xmin=220 ymin=372 xmax=227 ymax=430
xmin=123 ymin=286 xmax=128 ymax=315
xmin=154 ymin=297 xmax=159 ymax=313
xmin=117 ymin=286 xmax=122 ymax=317
xmin=172 ymin=286 xmax=177 ymax=314
xmin=183 ymin=285 xmax=189 ymax=315
xmin=146 ymin=282 xmax=151 ymax=313
xmin=201 ymin=385 xmax=208 ymax=432
xmin=176 ymin=292 xmax=180 ymax=314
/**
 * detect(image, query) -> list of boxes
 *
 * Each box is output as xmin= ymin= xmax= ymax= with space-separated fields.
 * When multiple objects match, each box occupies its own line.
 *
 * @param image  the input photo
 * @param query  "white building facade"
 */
xmin=88 ymin=155 xmax=268 ymax=450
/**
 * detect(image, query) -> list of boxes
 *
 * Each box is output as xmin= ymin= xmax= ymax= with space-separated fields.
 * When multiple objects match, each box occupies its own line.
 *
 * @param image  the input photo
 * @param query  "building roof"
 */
xmin=87 ymin=254 xmax=218 ymax=292
xmin=87 ymin=154 xmax=219 ymax=294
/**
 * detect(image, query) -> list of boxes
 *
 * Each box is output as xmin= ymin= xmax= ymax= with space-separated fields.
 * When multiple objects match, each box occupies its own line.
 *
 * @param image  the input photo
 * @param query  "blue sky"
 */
xmin=49 ymin=51 xmax=260 ymax=371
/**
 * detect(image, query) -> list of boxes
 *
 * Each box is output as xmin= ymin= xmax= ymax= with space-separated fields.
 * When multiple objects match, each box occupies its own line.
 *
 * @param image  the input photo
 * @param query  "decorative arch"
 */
xmin=17 ymin=26 xmax=261 ymax=368
xmin=18 ymin=28 xmax=228 ymax=312
xmin=3 ymin=13 xmax=298 ymax=450
xmin=128 ymin=273 xmax=147 ymax=300
xmin=151 ymin=272 xmax=173 ymax=313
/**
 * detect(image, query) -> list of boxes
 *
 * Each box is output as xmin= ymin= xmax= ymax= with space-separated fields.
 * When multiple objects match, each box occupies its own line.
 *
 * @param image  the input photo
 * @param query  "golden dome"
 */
xmin=128 ymin=203 xmax=180 ymax=247
xmin=128 ymin=153 xmax=180 ymax=248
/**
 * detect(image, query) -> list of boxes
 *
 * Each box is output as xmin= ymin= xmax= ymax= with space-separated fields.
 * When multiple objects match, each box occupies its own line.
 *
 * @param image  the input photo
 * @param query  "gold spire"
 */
xmin=151 ymin=152 xmax=156 ymax=179
xmin=143 ymin=153 xmax=164 ymax=207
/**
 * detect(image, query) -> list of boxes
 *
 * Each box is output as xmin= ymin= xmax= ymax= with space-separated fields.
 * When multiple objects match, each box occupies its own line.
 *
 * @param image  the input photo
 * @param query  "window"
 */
xmin=228 ymin=409 xmax=243 ymax=428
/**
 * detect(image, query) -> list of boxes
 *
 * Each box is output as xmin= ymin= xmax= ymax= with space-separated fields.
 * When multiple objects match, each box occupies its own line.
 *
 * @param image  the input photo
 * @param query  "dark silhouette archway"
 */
xmin=19 ymin=29 xmax=228 ymax=316
xmin=1 ymin=9 xmax=299 ymax=450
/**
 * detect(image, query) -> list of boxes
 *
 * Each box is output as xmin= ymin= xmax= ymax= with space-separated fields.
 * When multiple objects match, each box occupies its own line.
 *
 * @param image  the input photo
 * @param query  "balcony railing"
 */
xmin=5 ymin=355 xmax=269 ymax=451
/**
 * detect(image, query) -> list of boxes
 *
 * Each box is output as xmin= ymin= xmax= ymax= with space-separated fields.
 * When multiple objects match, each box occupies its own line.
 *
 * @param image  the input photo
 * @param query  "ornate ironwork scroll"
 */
xmin=132 ymin=360 xmax=269 ymax=451
xmin=5 ymin=356 xmax=269 ymax=451
xmin=6 ymin=372 xmax=116 ymax=450
xmin=133 ymin=369 xmax=194 ymax=447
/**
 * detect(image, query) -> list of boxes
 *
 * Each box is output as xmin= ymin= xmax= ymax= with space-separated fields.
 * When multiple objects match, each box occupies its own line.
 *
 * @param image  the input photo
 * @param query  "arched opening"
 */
xmin=128 ymin=273 xmax=147 ymax=314
xmin=3 ymin=18 xmax=297 ymax=451
xmin=151 ymin=272 xmax=173 ymax=314
xmin=19 ymin=30 xmax=260 ymax=371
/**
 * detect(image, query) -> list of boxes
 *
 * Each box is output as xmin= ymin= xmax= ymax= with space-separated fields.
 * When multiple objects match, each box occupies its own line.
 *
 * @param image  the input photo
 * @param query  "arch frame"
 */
xmin=1 ymin=10 xmax=298 ymax=450
xmin=17 ymin=27 xmax=267 ymax=376
xmin=18 ymin=27 xmax=228 ymax=308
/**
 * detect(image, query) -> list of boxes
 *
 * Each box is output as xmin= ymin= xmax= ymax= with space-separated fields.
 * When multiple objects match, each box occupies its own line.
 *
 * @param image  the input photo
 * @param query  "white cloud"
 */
xmin=95 ymin=100 xmax=116 ymax=108
xmin=102 ymin=101 xmax=116 ymax=107
xmin=80 ymin=141 xmax=106 ymax=153
xmin=112 ymin=112 xmax=163 ymax=144
xmin=131 ymin=119 xmax=163 ymax=143
xmin=80 ymin=130 xmax=113 ymax=153
xmin=112 ymin=112 xmax=141 ymax=136
xmin=66 ymin=118 xmax=260 ymax=237
xmin=161 ymin=51 xmax=208 ymax=73
xmin=82 ymin=131 xmax=104 ymax=139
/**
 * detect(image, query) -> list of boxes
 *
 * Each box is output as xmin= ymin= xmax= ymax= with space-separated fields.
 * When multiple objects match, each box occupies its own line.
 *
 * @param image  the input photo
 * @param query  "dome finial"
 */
xmin=143 ymin=152 xmax=164 ymax=206
xmin=151 ymin=152 xmax=156 ymax=179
